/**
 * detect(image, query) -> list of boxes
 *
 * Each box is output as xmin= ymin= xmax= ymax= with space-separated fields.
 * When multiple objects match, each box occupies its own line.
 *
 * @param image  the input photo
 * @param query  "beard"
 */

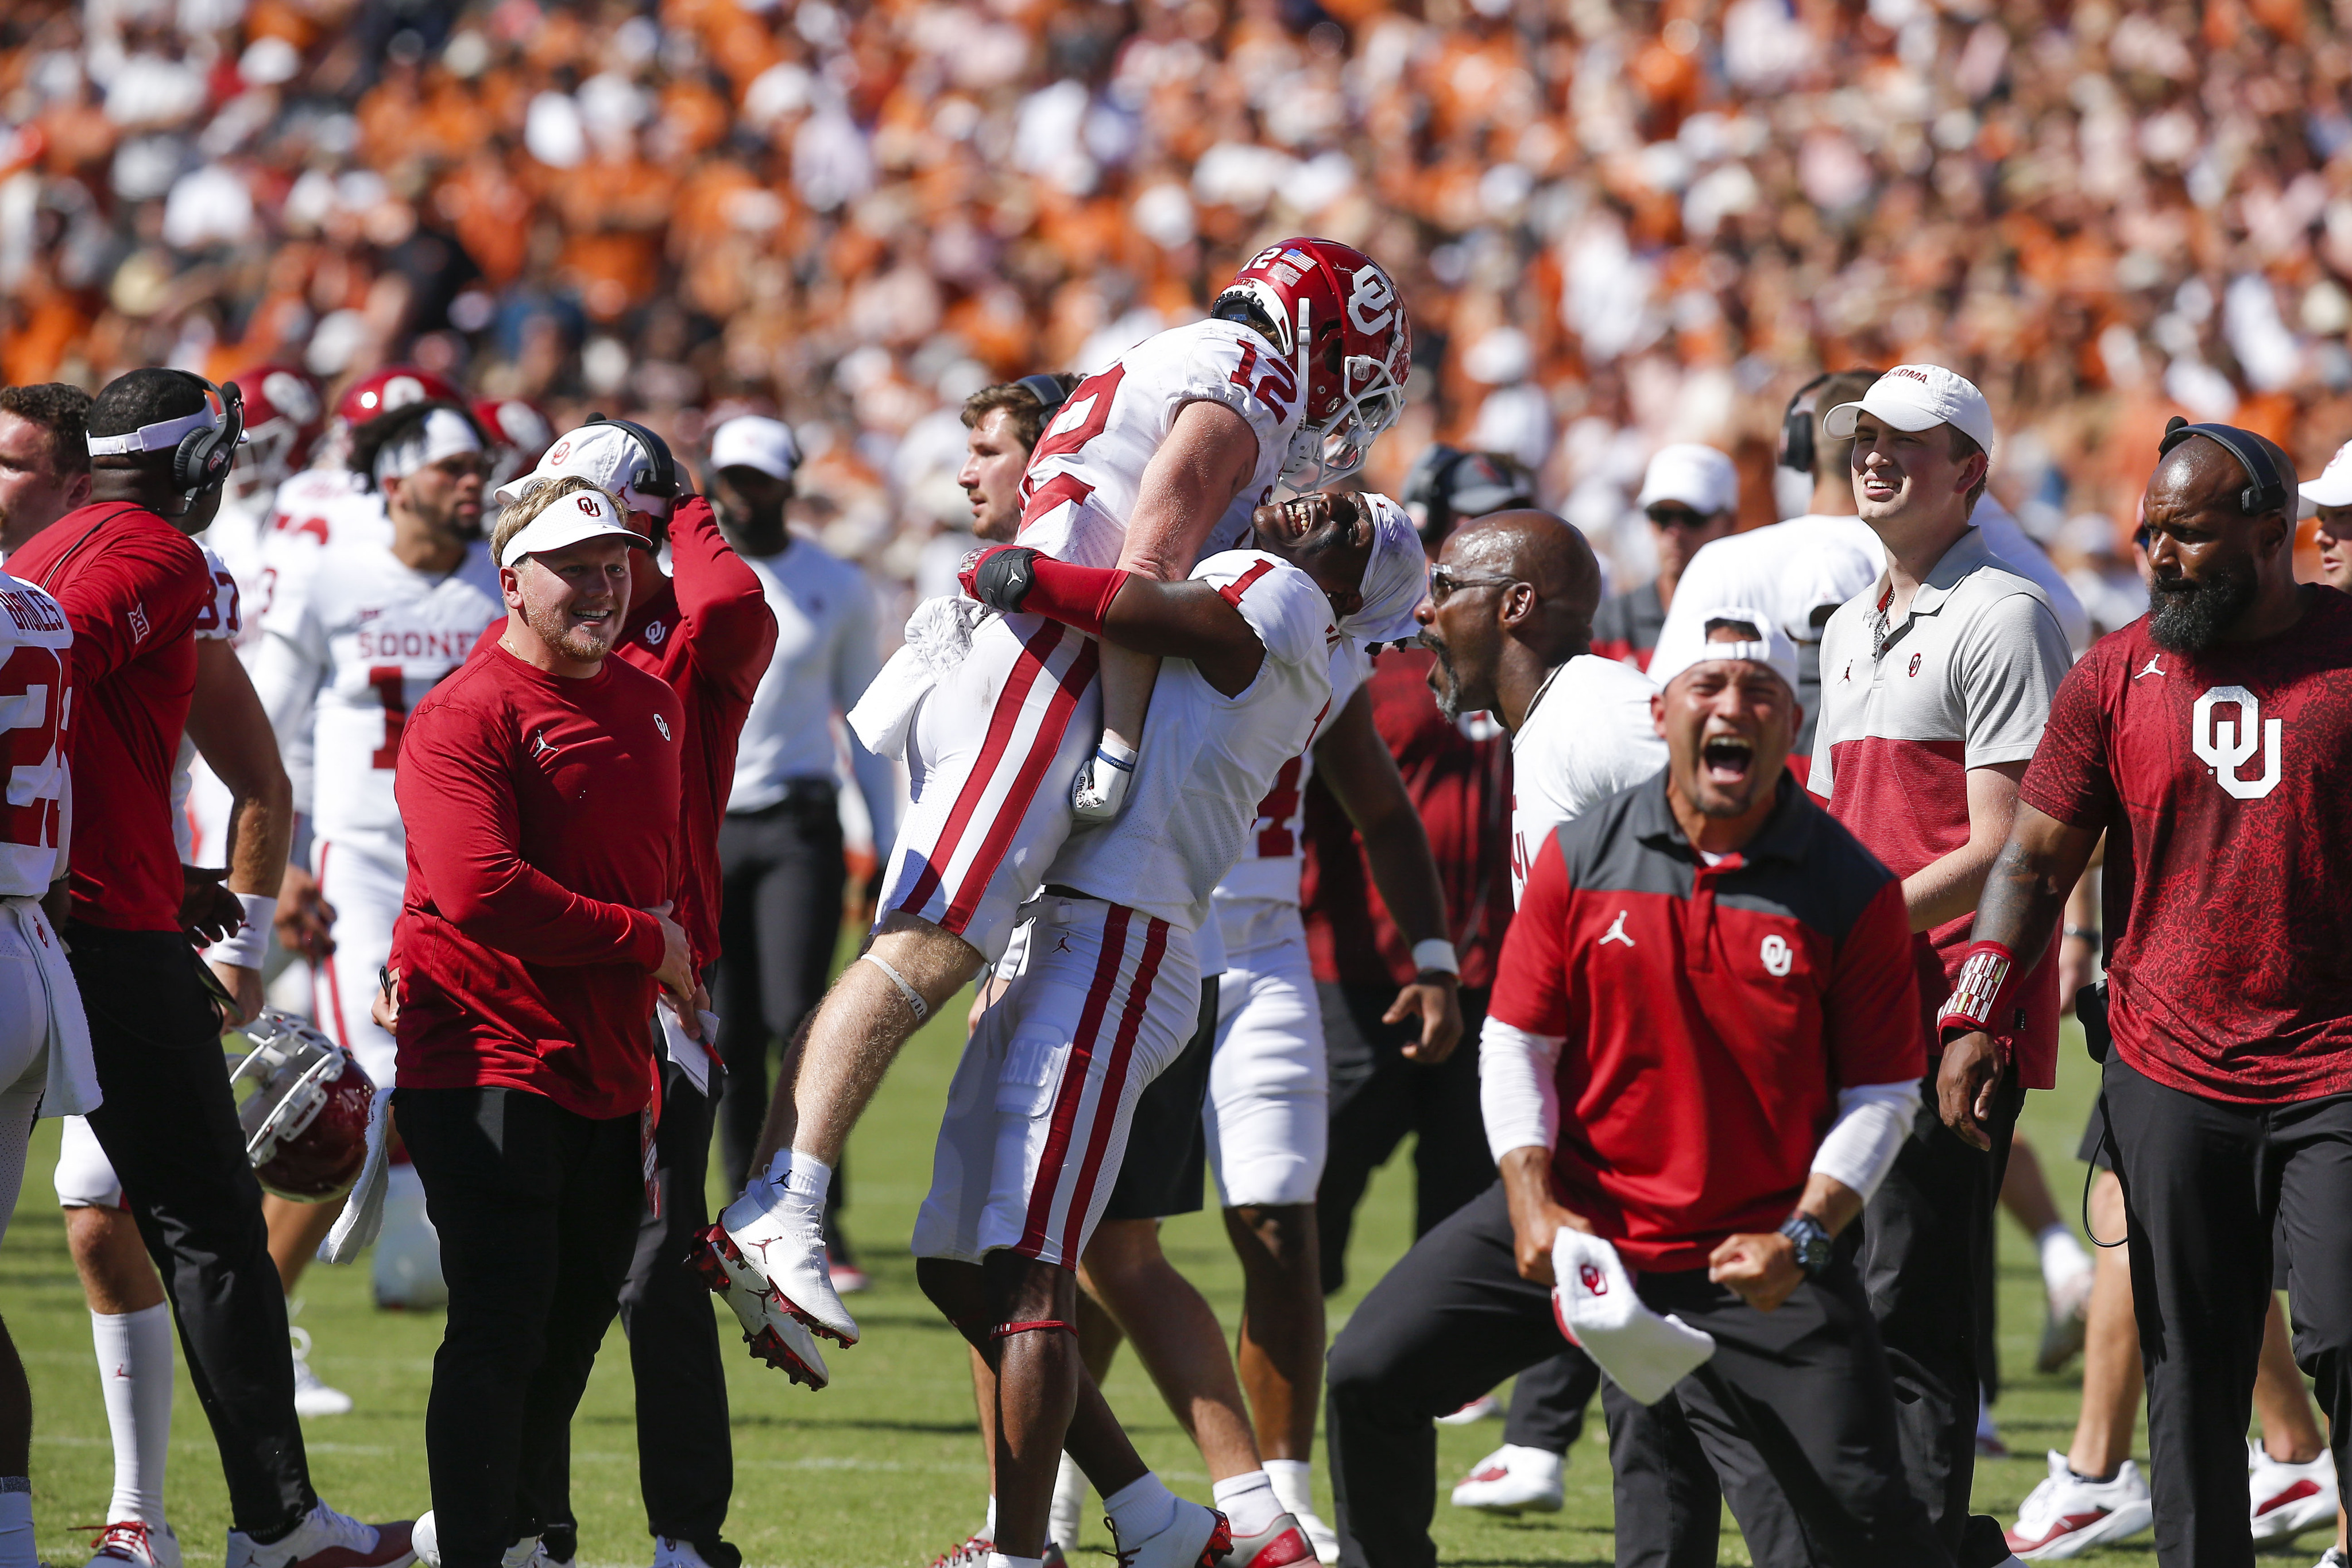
xmin=1428 ymin=637 xmax=1464 ymax=723
xmin=523 ymin=597 xmax=616 ymax=663
xmin=2148 ymin=557 xmax=2257 ymax=653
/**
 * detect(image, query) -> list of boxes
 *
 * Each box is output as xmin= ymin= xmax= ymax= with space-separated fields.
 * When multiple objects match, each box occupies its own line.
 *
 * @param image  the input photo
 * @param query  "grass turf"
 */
xmin=3 ymin=1001 xmax=2307 ymax=1566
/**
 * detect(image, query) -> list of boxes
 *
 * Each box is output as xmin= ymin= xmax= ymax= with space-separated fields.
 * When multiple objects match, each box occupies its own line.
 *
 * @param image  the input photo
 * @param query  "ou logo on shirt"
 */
xmin=2191 ymin=685 xmax=2282 ymax=800
xmin=1759 ymin=934 xmax=1793 ymax=977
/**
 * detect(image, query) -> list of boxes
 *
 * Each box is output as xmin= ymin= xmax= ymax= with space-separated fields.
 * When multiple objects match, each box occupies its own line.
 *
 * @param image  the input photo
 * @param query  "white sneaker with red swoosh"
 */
xmin=224 ymin=1501 xmax=416 ymax=1568
xmin=2251 ymin=1441 xmax=2341 ymax=1545
xmin=2004 ymin=1452 xmax=2152 ymax=1559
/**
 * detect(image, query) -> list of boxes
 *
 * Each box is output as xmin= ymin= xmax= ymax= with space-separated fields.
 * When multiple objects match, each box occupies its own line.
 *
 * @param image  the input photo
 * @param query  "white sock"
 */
xmin=2038 ymin=1224 xmax=2091 ymax=1291
xmin=0 ymin=1481 xmax=33 ymax=1568
xmin=1102 ymin=1473 xmax=1178 ymax=1544
xmin=982 ymin=1495 xmax=997 ymax=1538
xmin=92 ymin=1304 xmax=173 ymax=1523
xmin=1049 ymin=1455 xmax=1086 ymax=1548
xmin=982 ymin=1556 xmax=1043 ymax=1568
xmin=771 ymin=1149 xmax=831 ymax=1218
xmin=1263 ymin=1459 xmax=1315 ymax=1519
xmin=1211 ymin=1470 xmax=1281 ymax=1537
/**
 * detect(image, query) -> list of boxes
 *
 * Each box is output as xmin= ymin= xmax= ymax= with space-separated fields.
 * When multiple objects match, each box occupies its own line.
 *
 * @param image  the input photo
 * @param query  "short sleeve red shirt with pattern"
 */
xmin=2020 ymin=589 xmax=2352 ymax=1104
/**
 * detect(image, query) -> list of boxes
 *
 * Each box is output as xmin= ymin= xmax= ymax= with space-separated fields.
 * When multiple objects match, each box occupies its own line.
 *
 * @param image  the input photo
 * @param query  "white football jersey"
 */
xmin=1212 ymin=639 xmax=1371 ymax=907
xmin=199 ymin=493 xmax=272 ymax=650
xmin=0 ymin=571 xmax=73 ymax=897
xmin=1509 ymin=655 xmax=1668 ymax=907
xmin=264 ymin=466 xmax=376 ymax=552
xmin=1016 ymin=319 xmax=1307 ymax=570
xmin=169 ymin=543 xmax=245 ymax=863
xmin=1048 ymin=551 xmax=1341 ymax=931
xmin=253 ymin=536 xmax=503 ymax=867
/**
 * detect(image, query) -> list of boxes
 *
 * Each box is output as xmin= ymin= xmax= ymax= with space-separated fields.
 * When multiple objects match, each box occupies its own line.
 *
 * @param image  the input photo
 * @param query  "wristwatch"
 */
xmin=1777 ymin=1213 xmax=1833 ymax=1276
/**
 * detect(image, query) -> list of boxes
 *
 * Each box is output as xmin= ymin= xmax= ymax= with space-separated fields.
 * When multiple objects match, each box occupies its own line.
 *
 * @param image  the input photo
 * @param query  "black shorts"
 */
xmin=1101 ymin=976 xmax=1217 ymax=1222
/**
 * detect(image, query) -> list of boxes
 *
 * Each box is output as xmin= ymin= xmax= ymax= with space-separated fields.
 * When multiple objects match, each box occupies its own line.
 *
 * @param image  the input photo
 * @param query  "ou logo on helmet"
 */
xmin=1347 ymin=266 xmax=1396 ymax=335
xmin=1759 ymin=934 xmax=1793 ymax=977
xmin=2191 ymin=685 xmax=2282 ymax=800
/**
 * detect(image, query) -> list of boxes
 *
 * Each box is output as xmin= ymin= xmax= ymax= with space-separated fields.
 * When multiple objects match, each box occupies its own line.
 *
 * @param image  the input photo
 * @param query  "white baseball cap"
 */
xmin=1636 ymin=444 xmax=1739 ymax=516
xmin=1822 ymin=364 xmax=1997 ymax=459
xmin=1676 ymin=603 xmax=1798 ymax=692
xmin=1343 ymin=491 xmax=1433 ymax=645
xmin=493 ymin=423 xmax=673 ymax=515
xmin=498 ymin=486 xmax=653 ymax=568
xmin=2299 ymin=439 xmax=2352 ymax=516
xmin=709 ymin=415 xmax=800 ymax=482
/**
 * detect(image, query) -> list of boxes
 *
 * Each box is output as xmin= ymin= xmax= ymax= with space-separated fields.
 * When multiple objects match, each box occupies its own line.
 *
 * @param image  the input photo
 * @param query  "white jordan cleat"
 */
xmin=2251 ymin=1441 xmax=2341 ymax=1545
xmin=707 ymin=1176 xmax=860 ymax=1346
xmin=690 ymin=1221 xmax=833 ymax=1388
xmin=225 ymin=1500 xmax=415 ymax=1568
xmin=84 ymin=1520 xmax=182 ymax=1568
xmin=2004 ymin=1452 xmax=2152 ymax=1559
xmin=1450 ymin=1445 xmax=1564 ymax=1515
xmin=1107 ymin=1500 xmax=1230 ymax=1568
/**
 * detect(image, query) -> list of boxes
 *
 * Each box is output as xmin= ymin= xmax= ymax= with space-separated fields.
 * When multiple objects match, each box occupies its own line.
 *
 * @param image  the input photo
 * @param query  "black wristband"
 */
xmin=972 ymin=546 xmax=1040 ymax=614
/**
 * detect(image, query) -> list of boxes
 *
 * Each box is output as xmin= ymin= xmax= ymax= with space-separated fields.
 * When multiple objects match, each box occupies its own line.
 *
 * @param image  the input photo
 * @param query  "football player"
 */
xmin=707 ymin=238 xmax=1413 ymax=1359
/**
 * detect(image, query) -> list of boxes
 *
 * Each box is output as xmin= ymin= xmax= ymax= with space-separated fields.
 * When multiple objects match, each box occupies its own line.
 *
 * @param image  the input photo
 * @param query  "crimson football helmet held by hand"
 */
xmin=1213 ymin=237 xmax=1411 ymax=490
xmin=226 ymin=1011 xmax=374 ymax=1202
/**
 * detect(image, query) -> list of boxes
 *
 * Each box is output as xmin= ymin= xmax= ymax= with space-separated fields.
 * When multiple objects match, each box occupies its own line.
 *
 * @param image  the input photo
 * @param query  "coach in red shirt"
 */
xmin=1941 ymin=421 xmax=2352 ymax=1566
xmin=1325 ymin=628 xmax=1948 ymax=1568
xmin=390 ymin=477 xmax=695 ymax=1568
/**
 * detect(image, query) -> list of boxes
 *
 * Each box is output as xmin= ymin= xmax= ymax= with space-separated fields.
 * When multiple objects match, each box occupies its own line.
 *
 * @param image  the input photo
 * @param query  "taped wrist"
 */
xmin=1937 ymin=940 xmax=2018 ymax=1041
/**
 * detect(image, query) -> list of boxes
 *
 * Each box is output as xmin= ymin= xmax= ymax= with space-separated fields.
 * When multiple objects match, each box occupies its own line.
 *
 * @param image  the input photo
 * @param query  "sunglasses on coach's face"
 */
xmin=1428 ymin=567 xmax=1525 ymax=607
xmin=1646 ymin=505 xmax=1712 ymax=529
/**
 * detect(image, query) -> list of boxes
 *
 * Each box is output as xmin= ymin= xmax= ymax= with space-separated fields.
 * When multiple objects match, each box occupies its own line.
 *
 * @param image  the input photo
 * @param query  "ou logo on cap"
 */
xmin=1759 ymin=934 xmax=1793 ymax=977
xmin=577 ymin=494 xmax=601 ymax=516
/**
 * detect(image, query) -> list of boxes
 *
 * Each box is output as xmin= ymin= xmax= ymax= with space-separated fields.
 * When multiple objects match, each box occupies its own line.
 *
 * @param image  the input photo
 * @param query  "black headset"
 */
xmin=1015 ymin=374 xmax=1073 ymax=422
xmin=585 ymin=413 xmax=679 ymax=500
xmin=167 ymin=370 xmax=245 ymax=498
xmin=1778 ymin=372 xmax=1833 ymax=475
xmin=2158 ymin=416 xmax=2288 ymax=518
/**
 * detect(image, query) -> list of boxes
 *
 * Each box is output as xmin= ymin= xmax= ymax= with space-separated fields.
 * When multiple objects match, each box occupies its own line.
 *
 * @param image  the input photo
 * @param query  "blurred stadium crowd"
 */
xmin=5 ymin=0 xmax=2351 ymax=602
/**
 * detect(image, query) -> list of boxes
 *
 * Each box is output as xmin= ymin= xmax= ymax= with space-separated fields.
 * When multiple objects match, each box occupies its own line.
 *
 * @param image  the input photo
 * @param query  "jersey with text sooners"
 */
xmin=2020 ymin=590 xmax=2352 ymax=1104
xmin=1016 ymin=319 xmax=1307 ymax=569
xmin=1048 ymin=551 xmax=1340 ymax=930
xmin=1510 ymin=655 xmax=1666 ymax=908
xmin=257 ymin=539 xmax=504 ymax=866
xmin=0 ymin=572 xmax=74 ymax=898
xmin=1213 ymin=639 xmax=1371 ymax=905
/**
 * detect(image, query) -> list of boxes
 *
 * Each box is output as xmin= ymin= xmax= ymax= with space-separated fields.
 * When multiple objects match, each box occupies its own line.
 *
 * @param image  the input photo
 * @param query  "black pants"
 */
xmin=714 ymin=788 xmax=845 ymax=1193
xmin=69 ymin=925 xmax=313 ymax=1535
xmin=1316 ymin=982 xmax=1494 ymax=1295
xmin=1501 ymin=1343 xmax=1599 ymax=1453
xmin=544 ymin=1059 xmax=739 ymax=1568
xmin=1852 ymin=1073 xmax=2022 ymax=1568
xmin=1324 ymin=1183 xmax=1949 ymax=1568
xmin=2103 ymin=1050 xmax=2352 ymax=1567
xmin=399 ymin=1085 xmax=644 ymax=1568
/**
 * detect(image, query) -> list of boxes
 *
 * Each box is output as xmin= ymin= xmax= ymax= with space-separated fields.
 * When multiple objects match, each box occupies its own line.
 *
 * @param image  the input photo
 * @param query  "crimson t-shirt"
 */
xmin=2019 ymin=589 xmax=2352 ymax=1104
xmin=6 ymin=504 xmax=214 ymax=931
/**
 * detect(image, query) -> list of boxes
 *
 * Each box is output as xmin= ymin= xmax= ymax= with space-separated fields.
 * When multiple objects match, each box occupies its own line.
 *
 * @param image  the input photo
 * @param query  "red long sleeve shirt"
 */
xmin=6 ymin=503 xmax=213 ymax=930
xmin=392 ymin=642 xmax=685 ymax=1120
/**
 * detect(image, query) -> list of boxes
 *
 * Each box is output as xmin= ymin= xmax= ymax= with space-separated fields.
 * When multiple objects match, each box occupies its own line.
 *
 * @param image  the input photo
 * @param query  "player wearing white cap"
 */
xmin=1591 ymin=445 xmax=1739 ymax=672
xmin=246 ymin=400 xmax=501 ymax=1322
xmin=2301 ymin=438 xmax=2352 ymax=593
xmin=701 ymin=239 xmax=1413 ymax=1361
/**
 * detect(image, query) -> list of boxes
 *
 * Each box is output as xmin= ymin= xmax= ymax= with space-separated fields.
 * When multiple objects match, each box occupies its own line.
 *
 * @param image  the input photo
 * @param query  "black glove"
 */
xmin=961 ymin=544 xmax=1041 ymax=614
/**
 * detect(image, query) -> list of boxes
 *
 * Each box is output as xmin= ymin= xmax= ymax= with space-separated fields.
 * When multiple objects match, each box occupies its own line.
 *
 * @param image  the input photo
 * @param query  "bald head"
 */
xmin=2142 ymin=422 xmax=2305 ymax=653
xmin=1417 ymin=508 xmax=1606 ymax=730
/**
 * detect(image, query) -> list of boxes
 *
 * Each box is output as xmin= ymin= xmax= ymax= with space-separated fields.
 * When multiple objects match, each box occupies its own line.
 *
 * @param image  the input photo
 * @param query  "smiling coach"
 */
xmin=386 ymin=476 xmax=698 ymax=1568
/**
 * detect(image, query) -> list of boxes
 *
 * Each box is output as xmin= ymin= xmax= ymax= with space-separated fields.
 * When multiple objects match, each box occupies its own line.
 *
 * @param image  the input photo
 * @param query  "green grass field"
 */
xmin=3 ymin=1001 xmax=2308 ymax=1566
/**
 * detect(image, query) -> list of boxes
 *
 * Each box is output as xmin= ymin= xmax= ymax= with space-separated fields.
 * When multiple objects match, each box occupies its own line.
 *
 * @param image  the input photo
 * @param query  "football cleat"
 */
xmin=1449 ymin=1445 xmax=1563 ymax=1515
xmin=225 ymin=1501 xmax=415 ymax=1568
xmin=2315 ymin=1547 xmax=2348 ymax=1567
xmin=1107 ymin=1501 xmax=1229 ymax=1568
xmin=1224 ymin=1512 xmax=1314 ymax=1568
xmin=710 ymin=1178 xmax=860 ymax=1345
xmin=290 ymin=1326 xmax=353 ymax=1418
xmin=1432 ymin=1394 xmax=1499 ymax=1427
xmin=925 ymin=1535 xmax=1065 ymax=1568
xmin=84 ymin=1520 xmax=182 ymax=1568
xmin=690 ymin=1224 xmax=831 ymax=1389
xmin=2251 ymin=1441 xmax=2341 ymax=1545
xmin=2004 ymin=1452 xmax=2153 ymax=1559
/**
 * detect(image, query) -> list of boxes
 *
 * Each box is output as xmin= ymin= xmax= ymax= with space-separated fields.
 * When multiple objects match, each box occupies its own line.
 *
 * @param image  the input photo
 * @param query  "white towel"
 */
xmin=848 ymin=595 xmax=987 ymax=759
xmin=1550 ymin=1230 xmax=1716 ymax=1406
xmin=2 ymin=895 xmax=99 ymax=1118
xmin=319 ymin=1087 xmax=389 ymax=1264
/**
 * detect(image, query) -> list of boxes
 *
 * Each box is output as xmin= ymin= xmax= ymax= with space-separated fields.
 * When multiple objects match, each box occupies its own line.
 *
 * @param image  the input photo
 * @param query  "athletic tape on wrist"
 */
xmin=1410 ymin=938 xmax=1460 ymax=976
xmin=1937 ymin=940 xmax=2017 ymax=1037
xmin=860 ymin=951 xmax=931 ymax=1023
xmin=208 ymin=893 xmax=278 ymax=971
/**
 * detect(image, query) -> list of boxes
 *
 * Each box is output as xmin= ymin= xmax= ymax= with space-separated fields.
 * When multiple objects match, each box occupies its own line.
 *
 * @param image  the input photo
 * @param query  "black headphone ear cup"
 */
xmin=1782 ymin=409 xmax=1814 ymax=475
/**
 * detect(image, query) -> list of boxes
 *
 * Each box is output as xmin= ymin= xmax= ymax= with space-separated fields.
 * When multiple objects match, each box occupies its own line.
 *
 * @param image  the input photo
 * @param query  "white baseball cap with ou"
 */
xmin=709 ymin=416 xmax=800 ymax=482
xmin=1678 ymin=603 xmax=1799 ymax=692
xmin=1636 ymin=443 xmax=1739 ymax=516
xmin=493 ymin=423 xmax=672 ymax=515
xmin=499 ymin=487 xmax=653 ymax=568
xmin=2299 ymin=439 xmax=2352 ymax=516
xmin=1822 ymin=364 xmax=1997 ymax=459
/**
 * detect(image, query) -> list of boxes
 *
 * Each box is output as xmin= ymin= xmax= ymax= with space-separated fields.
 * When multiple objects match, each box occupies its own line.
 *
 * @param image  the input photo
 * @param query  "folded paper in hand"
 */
xmin=661 ymin=1005 xmax=724 ymax=1096
xmin=1550 ymin=1229 xmax=1716 ymax=1406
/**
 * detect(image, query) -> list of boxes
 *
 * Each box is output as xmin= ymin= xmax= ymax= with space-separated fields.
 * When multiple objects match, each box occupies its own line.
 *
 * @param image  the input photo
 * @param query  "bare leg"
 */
xmin=969 ymin=1208 xmax=1126 ymax=1497
xmin=764 ymin=913 xmax=983 ymax=1171
xmin=2001 ymin=1139 xmax=2064 ymax=1236
xmin=264 ymin=1195 xmax=342 ymax=1294
xmin=2067 ymin=1171 xmax=2143 ymax=1478
xmin=67 ymin=1206 xmax=165 ymax=1316
xmin=2254 ymin=1293 xmax=2326 ymax=1462
xmin=1079 ymin=1218 xmax=1261 ymax=1482
xmin=1224 ymin=1204 xmax=1322 ymax=1462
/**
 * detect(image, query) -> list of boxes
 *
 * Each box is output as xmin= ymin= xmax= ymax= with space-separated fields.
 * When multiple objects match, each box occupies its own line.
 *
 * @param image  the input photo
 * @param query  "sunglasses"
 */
xmin=1646 ymin=505 xmax=1714 ymax=529
xmin=1428 ymin=567 xmax=1522 ymax=606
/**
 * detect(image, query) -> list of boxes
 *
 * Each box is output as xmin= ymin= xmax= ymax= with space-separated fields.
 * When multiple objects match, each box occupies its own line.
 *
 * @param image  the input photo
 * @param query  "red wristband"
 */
xmin=1019 ymin=555 xmax=1128 ymax=638
xmin=1937 ymin=940 xmax=2018 ymax=1040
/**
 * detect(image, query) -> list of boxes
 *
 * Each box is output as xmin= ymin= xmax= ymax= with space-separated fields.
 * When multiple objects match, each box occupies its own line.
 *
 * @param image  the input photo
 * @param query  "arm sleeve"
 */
xmin=1808 ymin=1079 xmax=1921 ymax=1199
xmin=1825 ymin=876 xmax=1929 ymax=1088
xmin=668 ymin=497 xmax=777 ymax=705
xmin=2017 ymin=653 xmax=2118 ymax=830
xmin=394 ymin=698 xmax=665 ymax=969
xmin=1956 ymin=590 xmax=2072 ymax=768
xmin=1481 ymin=1017 xmax=1564 ymax=1163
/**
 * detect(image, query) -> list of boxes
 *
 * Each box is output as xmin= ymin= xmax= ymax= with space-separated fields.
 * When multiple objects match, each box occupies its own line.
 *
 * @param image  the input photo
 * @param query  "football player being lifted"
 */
xmin=701 ymin=240 xmax=1414 ymax=1372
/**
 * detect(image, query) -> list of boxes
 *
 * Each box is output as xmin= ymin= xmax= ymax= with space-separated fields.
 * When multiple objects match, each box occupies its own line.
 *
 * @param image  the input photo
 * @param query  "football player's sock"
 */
xmin=984 ymin=1556 xmax=1043 ymax=1568
xmin=92 ymin=1303 xmax=173 ymax=1523
xmin=982 ymin=1495 xmax=997 ymax=1539
xmin=1210 ymin=1471 xmax=1281 ymax=1537
xmin=1049 ymin=1455 xmax=1086 ymax=1549
xmin=1264 ymin=1459 xmax=1317 ymax=1521
xmin=2038 ymin=1224 xmax=2091 ymax=1292
xmin=770 ymin=1149 xmax=831 ymax=1220
xmin=0 ymin=1480 xmax=33 ymax=1568
xmin=1103 ymin=1473 xmax=1179 ymax=1546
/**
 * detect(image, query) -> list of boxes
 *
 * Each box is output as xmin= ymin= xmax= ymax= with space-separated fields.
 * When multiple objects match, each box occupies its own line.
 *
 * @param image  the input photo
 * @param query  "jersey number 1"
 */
xmin=369 ymin=667 xmax=407 ymax=769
